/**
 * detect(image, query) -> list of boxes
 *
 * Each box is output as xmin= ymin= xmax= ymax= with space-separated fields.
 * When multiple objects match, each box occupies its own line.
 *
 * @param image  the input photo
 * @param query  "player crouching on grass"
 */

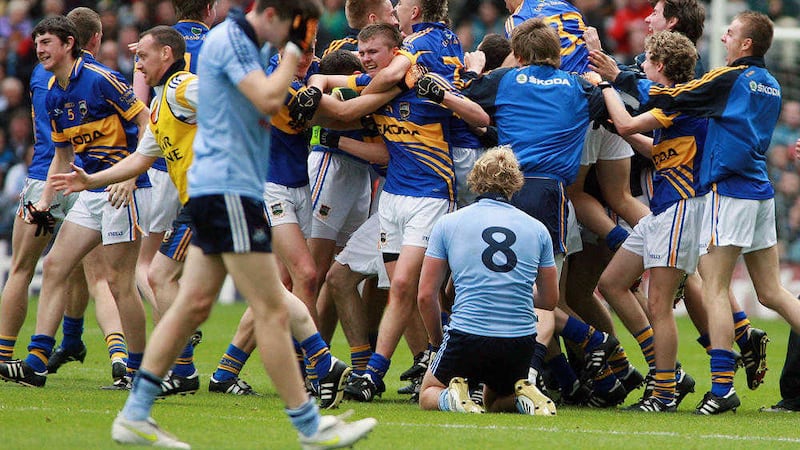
xmin=417 ymin=147 xmax=558 ymax=416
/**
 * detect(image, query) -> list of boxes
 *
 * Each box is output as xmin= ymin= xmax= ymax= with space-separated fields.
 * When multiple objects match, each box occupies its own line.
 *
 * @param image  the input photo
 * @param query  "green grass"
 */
xmin=2 ymin=301 xmax=800 ymax=449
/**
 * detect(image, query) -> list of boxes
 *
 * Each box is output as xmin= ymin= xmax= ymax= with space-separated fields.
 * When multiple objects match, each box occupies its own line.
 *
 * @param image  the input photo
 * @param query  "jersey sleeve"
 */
xmin=137 ymin=126 xmax=162 ymax=158
xmin=460 ymin=68 xmax=510 ymax=117
xmin=642 ymin=66 xmax=740 ymax=119
xmin=424 ymin=218 xmax=448 ymax=260
xmin=97 ymin=69 xmax=145 ymax=122
xmin=538 ymin=226 xmax=556 ymax=268
xmin=222 ymin=26 xmax=264 ymax=86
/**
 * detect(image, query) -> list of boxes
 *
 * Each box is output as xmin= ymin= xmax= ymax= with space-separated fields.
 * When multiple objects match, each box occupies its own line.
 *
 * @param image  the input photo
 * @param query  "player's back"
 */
xmin=430 ymin=198 xmax=554 ymax=337
xmin=191 ymin=14 xmax=271 ymax=200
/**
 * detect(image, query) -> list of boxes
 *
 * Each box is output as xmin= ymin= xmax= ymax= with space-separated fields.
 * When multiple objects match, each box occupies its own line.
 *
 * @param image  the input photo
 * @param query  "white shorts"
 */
xmin=580 ymin=125 xmax=634 ymax=165
xmin=147 ymin=168 xmax=181 ymax=233
xmin=334 ymin=214 xmax=390 ymax=289
xmin=65 ymin=188 xmax=150 ymax=245
xmin=307 ymin=152 xmax=372 ymax=245
xmin=700 ymin=191 xmax=777 ymax=255
xmin=452 ymin=146 xmax=486 ymax=207
xmin=17 ymin=178 xmax=78 ymax=221
xmin=565 ymin=200 xmax=583 ymax=256
xmin=378 ymin=192 xmax=453 ymax=253
xmin=264 ymin=182 xmax=312 ymax=237
xmin=622 ymin=197 xmax=704 ymax=273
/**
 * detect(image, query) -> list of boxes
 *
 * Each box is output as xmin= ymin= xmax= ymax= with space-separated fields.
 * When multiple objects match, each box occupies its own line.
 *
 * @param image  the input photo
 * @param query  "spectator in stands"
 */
xmin=456 ymin=0 xmax=507 ymax=51
xmin=773 ymin=100 xmax=800 ymax=149
xmin=748 ymin=0 xmax=800 ymax=20
xmin=318 ymin=0 xmax=348 ymax=53
xmin=607 ymin=0 xmax=651 ymax=63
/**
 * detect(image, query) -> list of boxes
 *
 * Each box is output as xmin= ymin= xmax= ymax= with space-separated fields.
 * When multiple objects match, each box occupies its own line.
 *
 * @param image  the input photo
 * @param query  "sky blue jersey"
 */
xmin=189 ymin=9 xmax=273 ymax=201
xmin=426 ymin=197 xmax=555 ymax=337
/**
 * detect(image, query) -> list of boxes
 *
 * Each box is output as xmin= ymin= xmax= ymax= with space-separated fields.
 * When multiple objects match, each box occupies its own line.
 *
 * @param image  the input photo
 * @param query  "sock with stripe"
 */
xmin=709 ymin=348 xmax=736 ymax=396
xmin=105 ymin=332 xmax=128 ymax=363
xmin=365 ymin=352 xmax=390 ymax=390
xmin=286 ymin=397 xmax=320 ymax=438
xmin=213 ymin=344 xmax=250 ymax=382
xmin=25 ymin=334 xmax=56 ymax=373
xmin=0 ymin=334 xmax=16 ymax=361
xmin=634 ymin=326 xmax=656 ymax=371
xmin=126 ymin=352 xmax=143 ymax=377
xmin=301 ymin=333 xmax=332 ymax=386
xmin=171 ymin=342 xmax=196 ymax=377
xmin=696 ymin=334 xmax=711 ymax=353
xmin=733 ymin=311 xmax=751 ymax=349
xmin=349 ymin=344 xmax=372 ymax=375
xmin=652 ymin=368 xmax=676 ymax=404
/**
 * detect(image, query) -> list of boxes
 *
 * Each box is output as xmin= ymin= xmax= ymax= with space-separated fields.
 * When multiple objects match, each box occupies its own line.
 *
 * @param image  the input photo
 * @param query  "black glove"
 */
xmin=360 ymin=115 xmax=377 ymax=134
xmin=288 ymin=86 xmax=322 ymax=127
xmin=25 ymin=201 xmax=55 ymax=237
xmin=287 ymin=11 xmax=318 ymax=53
xmin=415 ymin=74 xmax=445 ymax=103
xmin=310 ymin=126 xmax=340 ymax=148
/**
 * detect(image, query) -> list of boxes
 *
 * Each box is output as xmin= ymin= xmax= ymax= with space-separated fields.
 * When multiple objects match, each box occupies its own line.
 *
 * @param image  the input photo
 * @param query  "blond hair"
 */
xmin=467 ymin=146 xmax=524 ymax=200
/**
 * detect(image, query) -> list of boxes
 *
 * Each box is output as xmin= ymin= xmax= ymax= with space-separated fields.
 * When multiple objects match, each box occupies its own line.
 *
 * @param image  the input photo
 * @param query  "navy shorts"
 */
xmin=510 ymin=177 xmax=567 ymax=254
xmin=159 ymin=206 xmax=193 ymax=262
xmin=430 ymin=328 xmax=536 ymax=396
xmin=186 ymin=194 xmax=272 ymax=254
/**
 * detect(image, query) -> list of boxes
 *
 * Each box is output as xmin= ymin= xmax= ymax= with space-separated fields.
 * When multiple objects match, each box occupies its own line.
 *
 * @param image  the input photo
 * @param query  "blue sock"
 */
xmin=60 ymin=315 xmax=84 ymax=351
xmin=286 ymin=398 xmax=320 ymax=438
xmin=213 ymin=344 xmax=250 ymax=382
xmin=25 ymin=334 xmax=56 ymax=373
xmin=300 ymin=333 xmax=332 ymax=380
xmin=709 ymin=348 xmax=736 ymax=396
xmin=365 ymin=353 xmax=390 ymax=390
xmin=126 ymin=352 xmax=143 ymax=376
xmin=122 ymin=369 xmax=163 ymax=421
xmin=530 ymin=342 xmax=547 ymax=373
xmin=593 ymin=368 xmax=617 ymax=392
xmin=171 ymin=343 xmax=195 ymax=377
xmin=438 ymin=389 xmax=453 ymax=411
xmin=548 ymin=353 xmax=578 ymax=392
xmin=561 ymin=317 xmax=603 ymax=350
xmin=696 ymin=334 xmax=711 ymax=352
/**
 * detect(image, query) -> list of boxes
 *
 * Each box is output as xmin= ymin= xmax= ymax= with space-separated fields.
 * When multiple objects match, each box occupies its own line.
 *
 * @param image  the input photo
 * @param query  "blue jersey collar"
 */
xmin=730 ymin=56 xmax=766 ymax=68
xmin=411 ymin=22 xmax=447 ymax=33
xmin=477 ymin=193 xmax=511 ymax=204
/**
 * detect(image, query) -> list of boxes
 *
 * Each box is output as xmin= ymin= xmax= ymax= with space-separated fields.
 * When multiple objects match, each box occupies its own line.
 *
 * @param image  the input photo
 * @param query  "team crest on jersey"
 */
xmin=399 ymin=102 xmax=410 ymax=120
xmin=78 ymin=100 xmax=88 ymax=118
xmin=191 ymin=26 xmax=203 ymax=36
xmin=516 ymin=73 xmax=528 ymax=84
xmin=270 ymin=202 xmax=285 ymax=218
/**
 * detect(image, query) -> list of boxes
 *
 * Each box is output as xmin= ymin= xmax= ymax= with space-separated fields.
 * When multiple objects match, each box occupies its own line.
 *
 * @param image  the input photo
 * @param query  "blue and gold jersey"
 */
xmin=322 ymin=27 xmax=359 ymax=57
xmin=400 ymin=22 xmax=481 ymax=149
xmin=47 ymin=56 xmax=149 ymax=191
xmin=266 ymin=56 xmax=311 ymax=188
xmin=615 ymin=57 xmax=780 ymax=200
xmin=461 ymin=65 xmax=606 ymax=184
xmin=29 ymin=63 xmax=56 ymax=181
xmin=505 ymin=0 xmax=589 ymax=74
xmin=649 ymin=109 xmax=708 ymax=215
xmin=173 ymin=20 xmax=209 ymax=74
xmin=374 ymin=89 xmax=455 ymax=201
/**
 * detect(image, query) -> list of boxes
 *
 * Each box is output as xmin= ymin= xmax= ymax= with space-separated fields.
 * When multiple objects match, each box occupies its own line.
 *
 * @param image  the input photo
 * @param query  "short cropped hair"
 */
xmin=345 ymin=0 xmax=388 ymax=29
xmin=32 ymin=16 xmax=80 ymax=59
xmin=650 ymin=0 xmax=705 ymax=45
xmin=141 ymin=25 xmax=187 ymax=64
xmin=477 ymin=33 xmax=511 ymax=72
xmin=172 ymin=0 xmax=216 ymax=21
xmin=358 ymin=22 xmax=402 ymax=48
xmin=66 ymin=7 xmax=101 ymax=50
xmin=320 ymin=49 xmax=364 ymax=75
xmin=467 ymin=146 xmax=524 ymax=200
xmin=645 ymin=31 xmax=696 ymax=84
xmin=510 ymin=19 xmax=561 ymax=68
xmin=736 ymin=11 xmax=773 ymax=57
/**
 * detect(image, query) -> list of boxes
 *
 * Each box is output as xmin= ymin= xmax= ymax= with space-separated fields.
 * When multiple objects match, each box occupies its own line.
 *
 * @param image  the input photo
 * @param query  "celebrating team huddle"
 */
xmin=0 ymin=0 xmax=797 ymax=448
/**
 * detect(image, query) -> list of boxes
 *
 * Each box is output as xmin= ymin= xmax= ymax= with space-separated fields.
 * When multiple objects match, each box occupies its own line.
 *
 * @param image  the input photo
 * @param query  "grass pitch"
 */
xmin=2 ymin=301 xmax=800 ymax=449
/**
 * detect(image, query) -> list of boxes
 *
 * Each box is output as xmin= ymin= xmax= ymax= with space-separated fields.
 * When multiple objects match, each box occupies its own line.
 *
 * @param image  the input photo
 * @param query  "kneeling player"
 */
xmin=417 ymin=147 xmax=558 ymax=415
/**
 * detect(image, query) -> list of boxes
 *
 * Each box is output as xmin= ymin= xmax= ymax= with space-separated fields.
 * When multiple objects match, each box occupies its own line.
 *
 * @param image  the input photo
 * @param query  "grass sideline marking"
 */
xmin=383 ymin=422 xmax=800 ymax=444
xmin=5 ymin=405 xmax=800 ymax=444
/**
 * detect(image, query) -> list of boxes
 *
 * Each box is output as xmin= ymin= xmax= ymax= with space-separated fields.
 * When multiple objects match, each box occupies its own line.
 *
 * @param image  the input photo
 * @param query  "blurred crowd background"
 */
xmin=0 ymin=0 xmax=797 ymax=262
